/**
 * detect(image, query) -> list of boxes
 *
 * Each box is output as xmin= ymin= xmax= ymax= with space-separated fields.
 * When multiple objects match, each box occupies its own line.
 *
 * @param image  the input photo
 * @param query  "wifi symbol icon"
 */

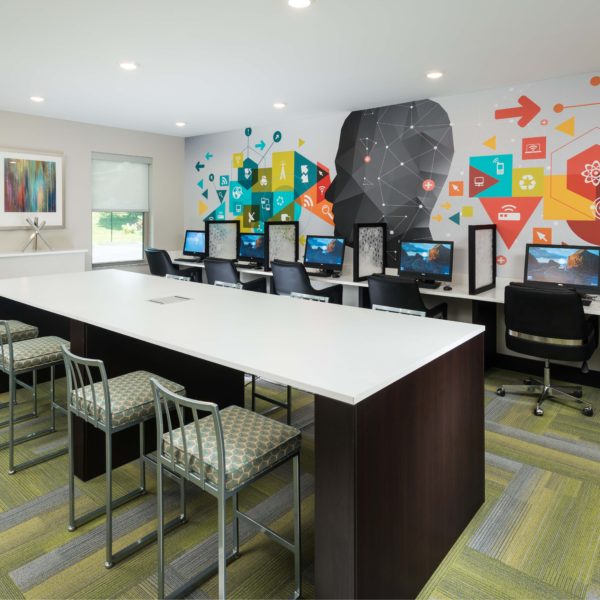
xmin=302 ymin=195 xmax=314 ymax=208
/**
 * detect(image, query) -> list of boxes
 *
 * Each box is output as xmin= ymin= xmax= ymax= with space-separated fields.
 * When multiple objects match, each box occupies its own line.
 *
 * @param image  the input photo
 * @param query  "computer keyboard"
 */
xmin=178 ymin=257 xmax=202 ymax=263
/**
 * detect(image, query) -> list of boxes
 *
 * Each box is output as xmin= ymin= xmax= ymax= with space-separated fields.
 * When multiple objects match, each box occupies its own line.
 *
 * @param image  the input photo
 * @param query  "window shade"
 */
xmin=92 ymin=155 xmax=150 ymax=212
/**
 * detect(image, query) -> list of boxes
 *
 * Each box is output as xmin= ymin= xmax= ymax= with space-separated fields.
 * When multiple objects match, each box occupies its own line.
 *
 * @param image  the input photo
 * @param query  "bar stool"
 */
xmin=0 ymin=320 xmax=39 ymax=411
xmin=251 ymin=292 xmax=328 ymax=425
xmin=0 ymin=320 xmax=69 ymax=474
xmin=152 ymin=379 xmax=302 ymax=600
xmin=61 ymin=347 xmax=188 ymax=568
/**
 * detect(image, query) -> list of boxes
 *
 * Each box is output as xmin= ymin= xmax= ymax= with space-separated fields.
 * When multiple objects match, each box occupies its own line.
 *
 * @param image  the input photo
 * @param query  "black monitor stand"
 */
xmin=237 ymin=260 xmax=263 ymax=270
xmin=417 ymin=278 xmax=441 ymax=289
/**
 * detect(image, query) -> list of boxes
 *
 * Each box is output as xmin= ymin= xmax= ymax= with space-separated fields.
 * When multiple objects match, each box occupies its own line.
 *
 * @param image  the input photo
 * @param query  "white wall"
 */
xmin=0 ymin=110 xmax=184 ymax=269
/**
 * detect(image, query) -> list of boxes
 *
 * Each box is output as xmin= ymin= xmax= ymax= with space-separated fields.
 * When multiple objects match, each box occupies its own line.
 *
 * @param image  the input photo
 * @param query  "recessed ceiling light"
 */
xmin=426 ymin=71 xmax=443 ymax=80
xmin=288 ymin=0 xmax=312 ymax=7
xmin=119 ymin=61 xmax=138 ymax=71
xmin=30 ymin=96 xmax=45 ymax=103
xmin=175 ymin=122 xmax=186 ymax=127
xmin=273 ymin=102 xmax=287 ymax=109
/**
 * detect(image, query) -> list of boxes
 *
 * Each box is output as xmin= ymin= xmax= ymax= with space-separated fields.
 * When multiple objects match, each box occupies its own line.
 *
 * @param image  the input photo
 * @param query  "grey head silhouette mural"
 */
xmin=327 ymin=100 xmax=454 ymax=266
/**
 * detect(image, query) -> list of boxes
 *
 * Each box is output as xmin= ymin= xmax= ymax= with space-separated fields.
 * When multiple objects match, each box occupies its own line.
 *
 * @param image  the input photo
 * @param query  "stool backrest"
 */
xmin=61 ymin=345 xmax=112 ymax=427
xmin=0 ymin=320 xmax=14 ymax=367
xmin=372 ymin=304 xmax=426 ymax=317
xmin=215 ymin=280 xmax=243 ymax=289
xmin=151 ymin=378 xmax=225 ymax=491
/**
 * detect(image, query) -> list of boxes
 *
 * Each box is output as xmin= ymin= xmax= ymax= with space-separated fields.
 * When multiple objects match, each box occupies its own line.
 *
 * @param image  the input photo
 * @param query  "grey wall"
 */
xmin=0 ymin=110 xmax=185 ymax=269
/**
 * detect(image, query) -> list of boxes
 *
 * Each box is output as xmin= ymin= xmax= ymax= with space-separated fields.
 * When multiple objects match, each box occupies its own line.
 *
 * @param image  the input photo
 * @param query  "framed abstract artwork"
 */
xmin=468 ymin=224 xmax=497 ymax=295
xmin=206 ymin=220 xmax=240 ymax=260
xmin=264 ymin=221 xmax=299 ymax=270
xmin=353 ymin=222 xmax=387 ymax=281
xmin=0 ymin=149 xmax=64 ymax=229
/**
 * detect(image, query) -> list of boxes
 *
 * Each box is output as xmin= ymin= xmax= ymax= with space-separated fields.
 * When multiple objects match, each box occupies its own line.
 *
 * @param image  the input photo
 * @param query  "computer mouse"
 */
xmin=443 ymin=285 xmax=452 ymax=291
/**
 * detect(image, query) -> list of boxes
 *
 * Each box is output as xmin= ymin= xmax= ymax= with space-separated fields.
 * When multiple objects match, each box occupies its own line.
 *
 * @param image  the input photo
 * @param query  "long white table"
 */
xmin=0 ymin=269 xmax=485 ymax=598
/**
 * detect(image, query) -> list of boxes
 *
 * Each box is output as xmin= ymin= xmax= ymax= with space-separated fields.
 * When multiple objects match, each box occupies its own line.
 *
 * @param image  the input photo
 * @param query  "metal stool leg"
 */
xmin=157 ymin=460 xmax=165 ymax=600
xmin=105 ymin=430 xmax=114 ymax=568
xmin=139 ymin=423 xmax=146 ymax=493
xmin=251 ymin=375 xmax=256 ymax=412
xmin=68 ymin=410 xmax=76 ymax=532
xmin=286 ymin=385 xmax=292 ymax=425
xmin=8 ymin=372 xmax=16 ymax=474
xmin=218 ymin=494 xmax=227 ymax=600
xmin=232 ymin=493 xmax=240 ymax=557
xmin=32 ymin=368 xmax=38 ymax=416
xmin=293 ymin=454 xmax=302 ymax=599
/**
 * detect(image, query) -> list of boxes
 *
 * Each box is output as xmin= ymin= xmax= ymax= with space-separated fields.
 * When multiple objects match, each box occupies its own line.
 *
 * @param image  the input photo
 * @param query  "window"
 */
xmin=91 ymin=153 xmax=151 ymax=265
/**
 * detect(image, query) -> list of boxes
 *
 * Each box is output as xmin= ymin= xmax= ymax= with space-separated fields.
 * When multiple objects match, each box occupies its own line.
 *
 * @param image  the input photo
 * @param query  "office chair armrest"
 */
xmin=242 ymin=277 xmax=267 ymax=293
xmin=426 ymin=302 xmax=448 ymax=320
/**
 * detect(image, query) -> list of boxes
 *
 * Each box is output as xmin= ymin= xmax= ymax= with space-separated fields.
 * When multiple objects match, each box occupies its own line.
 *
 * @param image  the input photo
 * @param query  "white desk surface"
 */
xmin=0 ymin=270 xmax=484 ymax=405
xmin=0 ymin=249 xmax=87 ymax=259
xmin=172 ymin=254 xmax=600 ymax=317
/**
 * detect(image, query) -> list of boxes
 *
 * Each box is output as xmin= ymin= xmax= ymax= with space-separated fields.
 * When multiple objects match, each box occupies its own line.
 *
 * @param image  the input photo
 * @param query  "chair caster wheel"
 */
xmin=583 ymin=406 xmax=594 ymax=417
xmin=104 ymin=561 xmax=114 ymax=569
xmin=534 ymin=407 xmax=544 ymax=416
xmin=523 ymin=378 xmax=533 ymax=385
xmin=573 ymin=390 xmax=583 ymax=399
xmin=67 ymin=525 xmax=76 ymax=532
xmin=496 ymin=387 xmax=505 ymax=397
xmin=8 ymin=469 xmax=15 ymax=475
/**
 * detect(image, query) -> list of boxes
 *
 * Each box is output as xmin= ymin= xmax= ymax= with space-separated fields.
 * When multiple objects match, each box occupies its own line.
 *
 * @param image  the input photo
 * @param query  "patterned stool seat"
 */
xmin=0 ymin=320 xmax=39 ymax=344
xmin=1 ymin=336 xmax=69 ymax=373
xmin=75 ymin=370 xmax=185 ymax=428
xmin=163 ymin=405 xmax=301 ymax=491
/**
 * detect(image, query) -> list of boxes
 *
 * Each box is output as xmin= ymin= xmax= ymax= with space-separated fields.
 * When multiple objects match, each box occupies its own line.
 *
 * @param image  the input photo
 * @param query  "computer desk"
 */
xmin=0 ymin=269 xmax=484 ymax=599
xmin=173 ymin=254 xmax=600 ymax=379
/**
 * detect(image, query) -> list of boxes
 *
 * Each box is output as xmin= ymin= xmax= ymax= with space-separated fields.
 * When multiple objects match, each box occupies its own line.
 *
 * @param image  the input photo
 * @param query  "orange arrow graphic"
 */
xmin=431 ymin=214 xmax=442 ymax=222
xmin=441 ymin=202 xmax=452 ymax=210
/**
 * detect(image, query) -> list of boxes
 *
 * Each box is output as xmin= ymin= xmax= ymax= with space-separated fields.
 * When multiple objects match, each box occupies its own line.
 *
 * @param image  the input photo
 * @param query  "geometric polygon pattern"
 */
xmin=327 ymin=99 xmax=454 ymax=266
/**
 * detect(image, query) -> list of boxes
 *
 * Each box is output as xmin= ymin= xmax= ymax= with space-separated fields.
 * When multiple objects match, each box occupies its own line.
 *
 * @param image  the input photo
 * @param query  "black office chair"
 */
xmin=271 ymin=260 xmax=343 ymax=304
xmin=496 ymin=283 xmax=596 ymax=417
xmin=367 ymin=275 xmax=447 ymax=319
xmin=145 ymin=248 xmax=201 ymax=282
xmin=203 ymin=258 xmax=266 ymax=293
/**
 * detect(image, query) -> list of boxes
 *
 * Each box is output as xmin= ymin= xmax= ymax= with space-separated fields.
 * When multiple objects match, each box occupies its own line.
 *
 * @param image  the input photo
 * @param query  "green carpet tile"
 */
xmin=0 ymin=369 xmax=599 ymax=599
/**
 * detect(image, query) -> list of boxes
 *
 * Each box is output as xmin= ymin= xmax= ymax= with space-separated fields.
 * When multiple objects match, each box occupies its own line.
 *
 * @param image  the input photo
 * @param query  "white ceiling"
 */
xmin=0 ymin=0 xmax=597 ymax=137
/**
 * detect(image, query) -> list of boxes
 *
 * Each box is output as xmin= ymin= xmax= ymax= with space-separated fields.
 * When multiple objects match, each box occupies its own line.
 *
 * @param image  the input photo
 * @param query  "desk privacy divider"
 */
xmin=469 ymin=224 xmax=497 ymax=295
xmin=353 ymin=222 xmax=387 ymax=282
xmin=264 ymin=221 xmax=299 ymax=270
xmin=207 ymin=220 xmax=239 ymax=260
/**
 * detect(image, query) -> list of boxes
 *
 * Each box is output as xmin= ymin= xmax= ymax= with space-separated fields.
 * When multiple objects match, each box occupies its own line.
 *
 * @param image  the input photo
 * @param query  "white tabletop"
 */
xmin=0 ymin=270 xmax=484 ymax=405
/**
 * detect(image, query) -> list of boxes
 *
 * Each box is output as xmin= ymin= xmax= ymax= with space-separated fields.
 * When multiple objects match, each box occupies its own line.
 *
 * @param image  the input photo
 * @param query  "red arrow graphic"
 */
xmin=495 ymin=95 xmax=541 ymax=128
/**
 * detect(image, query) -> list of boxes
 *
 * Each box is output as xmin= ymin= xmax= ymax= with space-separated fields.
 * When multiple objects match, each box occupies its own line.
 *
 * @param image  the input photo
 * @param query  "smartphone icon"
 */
xmin=496 ymin=162 xmax=505 ymax=176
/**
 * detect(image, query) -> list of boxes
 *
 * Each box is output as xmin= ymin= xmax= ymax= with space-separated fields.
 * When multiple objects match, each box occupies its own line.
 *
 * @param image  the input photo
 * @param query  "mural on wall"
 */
xmin=185 ymin=72 xmax=599 ymax=276
xmin=434 ymin=73 xmax=599 ymax=270
xmin=327 ymin=100 xmax=454 ymax=266
xmin=196 ymin=127 xmax=333 ymax=234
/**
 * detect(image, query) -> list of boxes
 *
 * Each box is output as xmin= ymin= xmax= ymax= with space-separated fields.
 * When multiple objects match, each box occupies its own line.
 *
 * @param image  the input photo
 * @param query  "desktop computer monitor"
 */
xmin=398 ymin=240 xmax=454 ymax=286
xmin=238 ymin=233 xmax=265 ymax=265
xmin=303 ymin=235 xmax=346 ymax=274
xmin=182 ymin=230 xmax=206 ymax=258
xmin=524 ymin=244 xmax=600 ymax=292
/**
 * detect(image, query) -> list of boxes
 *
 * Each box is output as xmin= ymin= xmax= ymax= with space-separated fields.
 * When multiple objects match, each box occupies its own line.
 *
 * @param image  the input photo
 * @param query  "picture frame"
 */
xmin=206 ymin=220 xmax=240 ymax=260
xmin=264 ymin=221 xmax=299 ymax=270
xmin=468 ymin=224 xmax=497 ymax=295
xmin=0 ymin=148 xmax=64 ymax=229
xmin=353 ymin=222 xmax=387 ymax=281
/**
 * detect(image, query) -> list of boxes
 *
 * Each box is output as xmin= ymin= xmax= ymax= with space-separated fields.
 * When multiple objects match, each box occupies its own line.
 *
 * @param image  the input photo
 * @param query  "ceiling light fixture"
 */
xmin=175 ymin=122 xmax=186 ymax=127
xmin=288 ymin=0 xmax=312 ymax=8
xmin=30 ymin=96 xmax=45 ymax=103
xmin=426 ymin=71 xmax=443 ymax=80
xmin=273 ymin=102 xmax=287 ymax=109
xmin=119 ymin=61 xmax=138 ymax=71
